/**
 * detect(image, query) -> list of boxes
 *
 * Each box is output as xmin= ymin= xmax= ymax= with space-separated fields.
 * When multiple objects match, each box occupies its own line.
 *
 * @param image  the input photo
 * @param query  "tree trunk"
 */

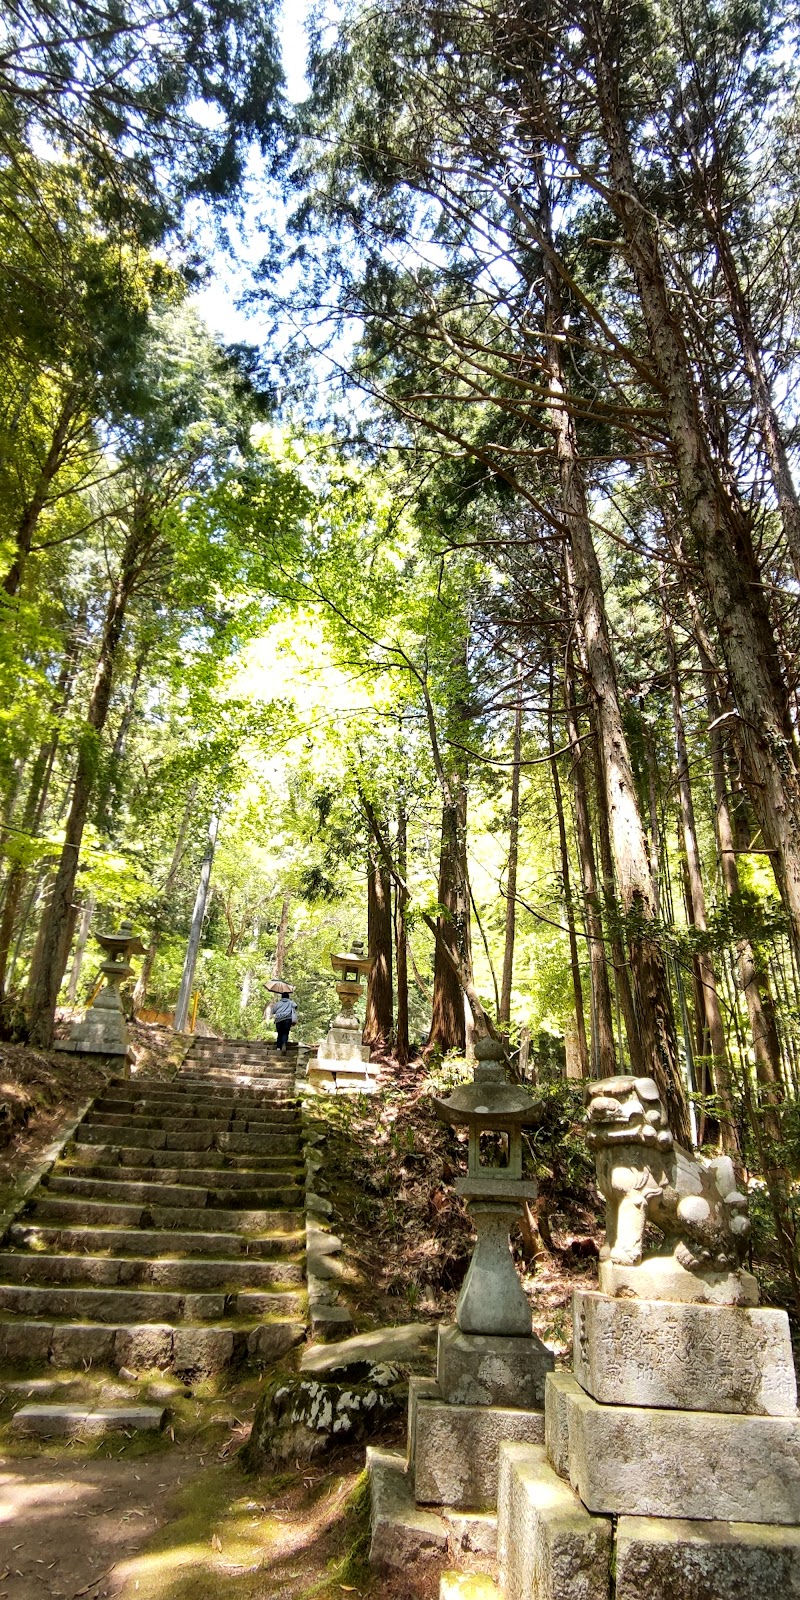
xmin=3 ymin=390 xmax=80 ymax=598
xmin=66 ymin=892 xmax=96 ymax=1005
xmin=499 ymin=653 xmax=523 ymax=1028
xmin=174 ymin=807 xmax=220 ymax=1033
xmin=26 ymin=520 xmax=153 ymax=1046
xmin=0 ymin=625 xmax=83 ymax=997
xmin=97 ymin=641 xmax=149 ymax=833
xmin=272 ymin=896 xmax=290 ymax=979
xmin=429 ymin=783 xmax=471 ymax=1053
xmin=695 ymin=182 xmax=800 ymax=584
xmin=702 ymin=650 xmax=784 ymax=1125
xmin=364 ymin=835 xmax=394 ymax=1053
xmin=538 ymin=171 xmax=688 ymax=1138
xmin=549 ymin=686 xmax=590 ymax=1079
xmin=132 ymin=777 xmax=198 ymax=1012
xmin=563 ymin=643 xmax=615 ymax=1076
xmin=395 ymin=800 xmax=410 ymax=1065
xmin=589 ymin=12 xmax=800 ymax=960
xmin=664 ymin=611 xmax=738 ymax=1151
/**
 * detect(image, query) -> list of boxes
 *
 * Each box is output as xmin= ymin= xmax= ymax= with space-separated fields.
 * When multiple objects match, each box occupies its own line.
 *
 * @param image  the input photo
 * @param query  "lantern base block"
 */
xmin=409 ymin=1375 xmax=545 ymax=1510
xmin=437 ymin=1323 xmax=554 ymax=1410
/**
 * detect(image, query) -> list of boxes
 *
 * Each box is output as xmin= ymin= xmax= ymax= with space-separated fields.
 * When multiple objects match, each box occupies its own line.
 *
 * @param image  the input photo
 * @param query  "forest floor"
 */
xmin=0 ymin=1039 xmax=601 ymax=1600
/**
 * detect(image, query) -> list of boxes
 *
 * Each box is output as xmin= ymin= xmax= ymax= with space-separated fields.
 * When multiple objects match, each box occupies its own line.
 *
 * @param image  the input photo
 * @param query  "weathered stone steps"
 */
xmin=9 ymin=1222 xmax=303 ymax=1258
xmin=0 ymin=1318 xmax=303 ymax=1374
xmin=58 ymin=1161 xmax=302 ymax=1188
xmin=89 ymin=1100 xmax=300 ymax=1126
xmin=44 ymin=1175 xmax=303 ymax=1208
xmin=65 ymin=1145 xmax=300 ymax=1171
xmin=75 ymin=1125 xmax=301 ymax=1153
xmin=0 ymin=1040 xmax=308 ymax=1377
xmin=0 ymin=1284 xmax=304 ymax=1321
xmin=85 ymin=1110 xmax=299 ymax=1132
xmin=0 ymin=1253 xmax=303 ymax=1289
xmin=26 ymin=1196 xmax=302 ymax=1231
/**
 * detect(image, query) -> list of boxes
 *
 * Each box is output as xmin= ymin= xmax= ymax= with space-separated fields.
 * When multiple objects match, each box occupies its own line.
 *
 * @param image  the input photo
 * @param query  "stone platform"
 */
xmin=547 ymin=1370 xmax=800 ymax=1524
xmin=573 ymin=1288 xmax=797 ymax=1415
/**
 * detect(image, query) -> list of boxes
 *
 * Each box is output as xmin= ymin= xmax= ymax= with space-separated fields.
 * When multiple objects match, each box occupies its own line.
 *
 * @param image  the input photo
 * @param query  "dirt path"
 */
xmin=0 ymin=1445 xmax=196 ymax=1599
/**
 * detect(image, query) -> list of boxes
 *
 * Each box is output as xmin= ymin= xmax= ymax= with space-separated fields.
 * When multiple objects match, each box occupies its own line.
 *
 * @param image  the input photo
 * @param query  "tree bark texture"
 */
xmin=563 ymin=645 xmax=615 ymax=1076
xmin=500 ymin=653 xmax=523 ymax=1028
xmin=664 ymin=613 xmax=738 ymax=1151
xmin=132 ymin=777 xmax=198 ymax=1012
xmin=26 ymin=517 xmax=155 ymax=1045
xmin=429 ymin=783 xmax=471 ymax=1053
xmin=589 ymin=9 xmax=800 ymax=959
xmin=549 ymin=695 xmax=590 ymax=1079
xmin=3 ymin=390 xmax=80 ymax=598
xmin=364 ymin=836 xmax=394 ymax=1053
xmin=272 ymin=895 xmax=290 ymax=980
xmin=395 ymin=800 xmax=410 ymax=1065
xmin=539 ymin=174 xmax=688 ymax=1138
xmin=0 ymin=625 xmax=83 ymax=998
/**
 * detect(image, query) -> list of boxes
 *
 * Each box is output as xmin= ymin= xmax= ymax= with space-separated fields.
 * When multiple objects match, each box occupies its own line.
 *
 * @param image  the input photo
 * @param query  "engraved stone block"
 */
xmin=615 ymin=1516 xmax=800 ymax=1599
xmin=411 ymin=1391 xmax=544 ymax=1510
xmin=559 ymin=1373 xmax=800 ymax=1524
xmin=599 ymin=1256 xmax=759 ymax=1306
xmin=497 ymin=1441 xmax=612 ymax=1600
xmin=544 ymin=1370 xmax=574 ymax=1480
xmin=573 ymin=1289 xmax=797 ymax=1415
xmin=437 ymin=1323 xmax=554 ymax=1409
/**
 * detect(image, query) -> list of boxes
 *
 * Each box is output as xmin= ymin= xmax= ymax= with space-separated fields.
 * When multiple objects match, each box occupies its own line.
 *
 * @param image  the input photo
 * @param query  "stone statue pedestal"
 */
xmin=493 ymin=1077 xmax=800 ymax=1597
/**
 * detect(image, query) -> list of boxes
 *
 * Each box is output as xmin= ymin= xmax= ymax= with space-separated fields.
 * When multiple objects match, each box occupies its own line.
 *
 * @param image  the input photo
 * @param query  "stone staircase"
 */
xmin=0 ymin=1037 xmax=307 ymax=1381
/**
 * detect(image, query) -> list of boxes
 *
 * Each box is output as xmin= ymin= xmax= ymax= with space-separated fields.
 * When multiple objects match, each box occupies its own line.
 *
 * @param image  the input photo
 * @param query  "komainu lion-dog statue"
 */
xmin=586 ymin=1076 xmax=750 ymax=1270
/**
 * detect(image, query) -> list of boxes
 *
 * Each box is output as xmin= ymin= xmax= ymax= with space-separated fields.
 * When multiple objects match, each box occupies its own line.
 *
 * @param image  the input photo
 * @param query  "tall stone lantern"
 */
xmin=363 ymin=1035 xmax=554 ymax=1559
xmin=434 ymin=1035 xmax=542 ymax=1338
xmin=310 ymin=939 xmax=377 ymax=1094
xmin=56 ymin=919 xmax=145 ymax=1069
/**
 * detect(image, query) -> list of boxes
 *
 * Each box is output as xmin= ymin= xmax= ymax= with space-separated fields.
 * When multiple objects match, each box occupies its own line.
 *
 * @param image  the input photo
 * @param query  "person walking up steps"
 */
xmin=271 ymin=991 xmax=298 ymax=1053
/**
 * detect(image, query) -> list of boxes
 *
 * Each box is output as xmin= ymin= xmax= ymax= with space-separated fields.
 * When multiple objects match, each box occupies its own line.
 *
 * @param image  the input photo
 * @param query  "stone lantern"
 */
xmin=56 ymin=919 xmax=145 ymax=1066
xmin=310 ymin=939 xmax=377 ymax=1093
xmin=434 ymin=1035 xmax=541 ymax=1337
xmin=364 ymin=1035 xmax=554 ymax=1558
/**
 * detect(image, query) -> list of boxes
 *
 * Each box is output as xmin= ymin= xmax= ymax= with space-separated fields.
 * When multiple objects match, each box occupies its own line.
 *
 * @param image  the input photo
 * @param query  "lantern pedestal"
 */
xmin=456 ymin=1199 xmax=535 ymax=1338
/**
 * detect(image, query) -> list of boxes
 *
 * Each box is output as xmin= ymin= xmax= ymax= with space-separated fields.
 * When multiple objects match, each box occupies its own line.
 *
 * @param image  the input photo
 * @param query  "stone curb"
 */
xmin=299 ymin=1097 xmax=354 ymax=1343
xmin=0 ymin=1093 xmax=97 ymax=1244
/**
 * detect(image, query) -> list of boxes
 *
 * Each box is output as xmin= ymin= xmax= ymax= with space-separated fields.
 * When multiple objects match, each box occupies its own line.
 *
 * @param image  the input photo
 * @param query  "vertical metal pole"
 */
xmin=174 ymin=810 xmax=219 ymax=1033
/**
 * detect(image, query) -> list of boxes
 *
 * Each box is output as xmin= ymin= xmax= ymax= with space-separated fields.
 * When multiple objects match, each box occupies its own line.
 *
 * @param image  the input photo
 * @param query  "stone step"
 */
xmin=84 ymin=1110 xmax=300 ymax=1134
xmin=111 ymin=1077 xmax=295 ymax=1102
xmin=175 ymin=1074 xmax=298 ymax=1089
xmin=45 ymin=1175 xmax=303 ymax=1208
xmin=91 ymin=1094 xmax=297 ymax=1120
xmin=0 ymin=1253 xmax=304 ymax=1290
xmin=75 ymin=1125 xmax=301 ymax=1153
xmin=109 ymin=1075 xmax=289 ymax=1100
xmin=26 ymin=1196 xmax=303 ymax=1231
xmin=65 ymin=1144 xmax=300 ymax=1172
xmin=8 ymin=1222 xmax=304 ymax=1258
xmin=0 ymin=1317 xmax=305 ymax=1374
xmin=57 ymin=1160 xmax=303 ymax=1189
xmin=186 ymin=1040 xmax=296 ymax=1054
xmin=0 ymin=1282 xmax=304 ymax=1322
xmin=12 ymin=1403 xmax=167 ymax=1437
